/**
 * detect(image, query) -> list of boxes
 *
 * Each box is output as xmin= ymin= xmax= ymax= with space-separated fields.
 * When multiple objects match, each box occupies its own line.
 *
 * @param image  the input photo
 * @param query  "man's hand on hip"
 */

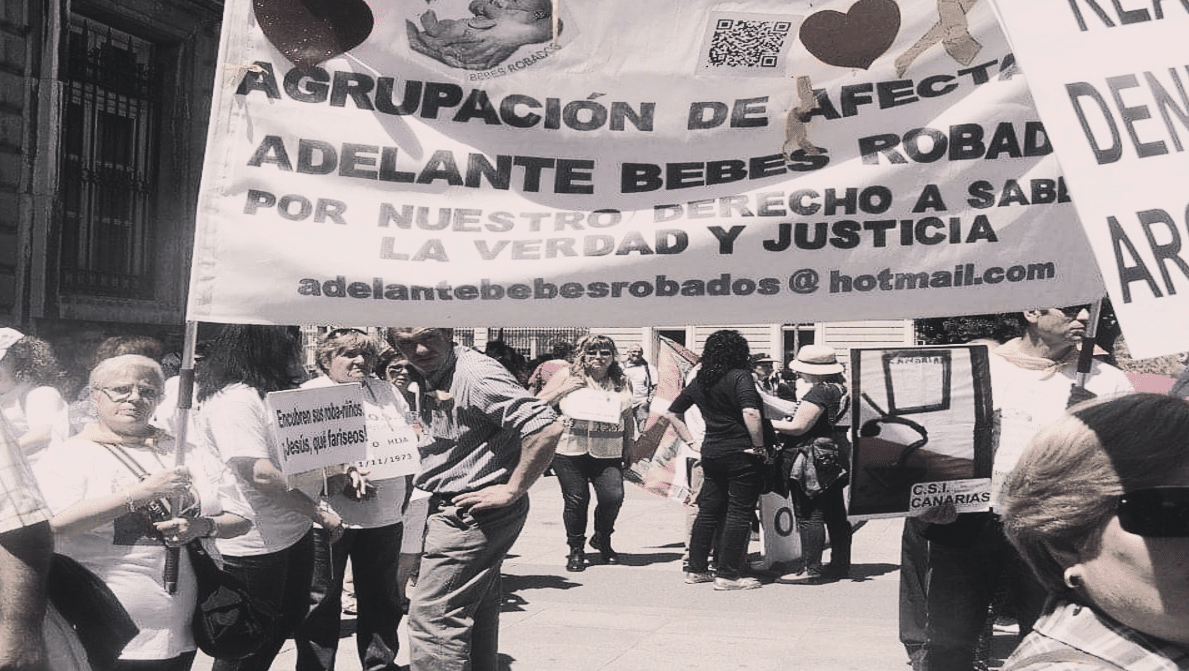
xmin=452 ymin=485 xmax=520 ymax=512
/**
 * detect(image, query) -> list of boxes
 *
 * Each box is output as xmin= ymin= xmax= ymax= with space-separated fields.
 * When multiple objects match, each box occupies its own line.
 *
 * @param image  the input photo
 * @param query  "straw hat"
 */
xmin=748 ymin=353 xmax=776 ymax=366
xmin=788 ymin=344 xmax=843 ymax=375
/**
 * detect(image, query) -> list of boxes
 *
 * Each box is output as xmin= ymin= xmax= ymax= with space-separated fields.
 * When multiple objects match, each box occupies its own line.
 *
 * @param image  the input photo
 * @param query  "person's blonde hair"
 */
xmin=90 ymin=354 xmax=164 ymax=391
xmin=570 ymin=334 xmax=627 ymax=392
xmin=1003 ymin=393 xmax=1189 ymax=597
xmin=315 ymin=329 xmax=380 ymax=375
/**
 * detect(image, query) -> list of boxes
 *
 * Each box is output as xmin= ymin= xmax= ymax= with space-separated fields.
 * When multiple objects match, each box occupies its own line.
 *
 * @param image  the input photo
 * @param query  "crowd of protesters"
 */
xmin=3 ymin=310 xmax=1189 ymax=671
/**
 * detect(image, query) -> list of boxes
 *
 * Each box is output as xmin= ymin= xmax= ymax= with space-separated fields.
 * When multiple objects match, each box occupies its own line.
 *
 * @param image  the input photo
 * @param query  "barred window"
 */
xmin=58 ymin=16 xmax=159 ymax=298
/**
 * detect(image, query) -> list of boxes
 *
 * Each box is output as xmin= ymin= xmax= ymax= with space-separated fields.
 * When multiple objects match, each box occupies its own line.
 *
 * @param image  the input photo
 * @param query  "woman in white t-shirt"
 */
xmin=0 ymin=329 xmax=70 ymax=465
xmin=35 ymin=355 xmax=250 ymax=671
xmin=195 ymin=325 xmax=344 ymax=671
xmin=293 ymin=328 xmax=416 ymax=671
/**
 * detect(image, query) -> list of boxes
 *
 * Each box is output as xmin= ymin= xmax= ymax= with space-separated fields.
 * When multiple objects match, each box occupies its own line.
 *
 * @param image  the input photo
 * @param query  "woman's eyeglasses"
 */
xmin=98 ymin=384 xmax=160 ymax=403
xmin=1117 ymin=487 xmax=1189 ymax=537
xmin=587 ymin=349 xmax=613 ymax=357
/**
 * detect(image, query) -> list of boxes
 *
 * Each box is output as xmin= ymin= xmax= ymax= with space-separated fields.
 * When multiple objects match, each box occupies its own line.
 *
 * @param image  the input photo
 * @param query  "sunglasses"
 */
xmin=1055 ymin=305 xmax=1091 ymax=319
xmin=586 ymin=349 xmax=613 ymax=357
xmin=1117 ymin=487 xmax=1189 ymax=537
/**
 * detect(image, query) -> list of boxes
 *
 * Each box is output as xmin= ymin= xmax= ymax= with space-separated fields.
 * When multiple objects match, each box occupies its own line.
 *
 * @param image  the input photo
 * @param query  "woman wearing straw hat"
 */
xmin=773 ymin=344 xmax=852 ymax=583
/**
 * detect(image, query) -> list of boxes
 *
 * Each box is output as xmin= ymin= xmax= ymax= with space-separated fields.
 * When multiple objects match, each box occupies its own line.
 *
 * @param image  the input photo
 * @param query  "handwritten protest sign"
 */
xmin=358 ymin=399 xmax=420 ymax=480
xmin=991 ymin=0 xmax=1189 ymax=357
xmin=189 ymin=0 xmax=1105 ymax=327
xmin=849 ymin=345 xmax=993 ymax=518
xmin=267 ymin=385 xmax=369 ymax=478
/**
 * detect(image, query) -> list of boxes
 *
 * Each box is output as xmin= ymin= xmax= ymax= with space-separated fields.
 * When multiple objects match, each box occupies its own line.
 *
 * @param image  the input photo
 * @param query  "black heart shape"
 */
xmin=254 ymin=0 xmax=375 ymax=73
xmin=800 ymin=0 xmax=901 ymax=70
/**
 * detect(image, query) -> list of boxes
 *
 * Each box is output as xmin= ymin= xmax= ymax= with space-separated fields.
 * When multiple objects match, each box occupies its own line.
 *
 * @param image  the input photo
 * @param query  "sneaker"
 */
xmin=684 ymin=571 xmax=715 ymax=584
xmin=714 ymin=576 xmax=762 ymax=591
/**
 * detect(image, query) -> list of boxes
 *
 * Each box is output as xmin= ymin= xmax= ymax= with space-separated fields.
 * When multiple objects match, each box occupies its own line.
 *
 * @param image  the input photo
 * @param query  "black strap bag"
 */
xmin=187 ymin=540 xmax=281 ymax=660
xmin=47 ymin=553 xmax=139 ymax=671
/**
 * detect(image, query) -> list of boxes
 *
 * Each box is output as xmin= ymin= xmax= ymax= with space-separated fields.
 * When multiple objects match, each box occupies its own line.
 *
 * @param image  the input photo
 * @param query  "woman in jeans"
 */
xmin=663 ymin=330 xmax=768 ymax=591
xmin=195 ymin=325 xmax=345 ymax=671
xmin=537 ymin=334 xmax=634 ymax=572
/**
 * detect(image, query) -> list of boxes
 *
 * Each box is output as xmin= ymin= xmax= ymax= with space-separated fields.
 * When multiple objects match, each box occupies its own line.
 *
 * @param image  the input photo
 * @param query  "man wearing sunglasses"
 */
xmin=386 ymin=327 xmax=562 ymax=671
xmin=918 ymin=305 xmax=1134 ymax=671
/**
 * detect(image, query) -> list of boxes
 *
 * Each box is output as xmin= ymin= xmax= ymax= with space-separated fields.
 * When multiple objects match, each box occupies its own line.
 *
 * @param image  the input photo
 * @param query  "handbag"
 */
xmin=787 ymin=385 xmax=850 ymax=497
xmin=99 ymin=441 xmax=279 ymax=660
xmin=187 ymin=540 xmax=281 ymax=660
xmin=47 ymin=553 xmax=139 ymax=671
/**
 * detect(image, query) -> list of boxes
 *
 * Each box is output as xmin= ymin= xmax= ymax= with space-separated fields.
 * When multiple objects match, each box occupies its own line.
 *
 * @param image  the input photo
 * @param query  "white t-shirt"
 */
xmin=197 ymin=383 xmax=313 ymax=556
xmin=1 ymin=385 xmax=70 ymax=465
xmin=34 ymin=436 xmax=228 ymax=660
xmin=300 ymin=376 xmax=412 ymax=529
xmin=988 ymin=353 xmax=1133 ymax=507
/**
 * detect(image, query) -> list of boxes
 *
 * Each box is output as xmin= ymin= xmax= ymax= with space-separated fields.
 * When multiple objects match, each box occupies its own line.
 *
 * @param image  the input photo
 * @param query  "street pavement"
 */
xmin=195 ymin=477 xmax=1016 ymax=670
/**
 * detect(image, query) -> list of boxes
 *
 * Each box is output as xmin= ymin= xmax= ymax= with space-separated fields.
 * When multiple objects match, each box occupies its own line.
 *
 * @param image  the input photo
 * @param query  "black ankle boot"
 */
xmin=566 ymin=547 xmax=585 ymax=572
xmin=590 ymin=533 xmax=620 ymax=564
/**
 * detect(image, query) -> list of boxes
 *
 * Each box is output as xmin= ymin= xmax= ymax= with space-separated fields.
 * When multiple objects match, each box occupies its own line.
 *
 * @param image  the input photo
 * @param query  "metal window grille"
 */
xmin=488 ymin=327 xmax=589 ymax=360
xmin=58 ymin=16 xmax=159 ymax=298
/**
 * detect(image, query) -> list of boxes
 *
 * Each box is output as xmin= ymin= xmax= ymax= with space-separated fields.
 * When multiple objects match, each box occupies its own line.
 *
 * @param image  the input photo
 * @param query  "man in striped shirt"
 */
xmin=0 ymin=412 xmax=53 ymax=671
xmin=389 ymin=328 xmax=562 ymax=671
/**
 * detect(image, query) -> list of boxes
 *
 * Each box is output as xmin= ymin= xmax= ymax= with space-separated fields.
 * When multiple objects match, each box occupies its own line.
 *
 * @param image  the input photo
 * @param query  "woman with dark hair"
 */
xmin=537 ymin=334 xmax=634 ymax=571
xmin=195 ymin=325 xmax=344 ymax=671
xmin=662 ymin=330 xmax=768 ymax=590
xmin=1001 ymin=393 xmax=1189 ymax=669
xmin=0 ymin=328 xmax=69 ymax=463
xmin=772 ymin=345 xmax=852 ymax=583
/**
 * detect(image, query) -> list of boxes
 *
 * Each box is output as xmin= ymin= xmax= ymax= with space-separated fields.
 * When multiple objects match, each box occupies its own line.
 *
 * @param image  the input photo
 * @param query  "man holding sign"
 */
xmin=919 ymin=306 xmax=1132 ymax=670
xmin=294 ymin=328 xmax=418 ymax=671
xmin=388 ymin=328 xmax=562 ymax=671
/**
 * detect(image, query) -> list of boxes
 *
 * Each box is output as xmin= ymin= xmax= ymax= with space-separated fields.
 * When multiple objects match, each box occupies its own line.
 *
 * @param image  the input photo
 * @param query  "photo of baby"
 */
xmin=406 ymin=0 xmax=560 ymax=71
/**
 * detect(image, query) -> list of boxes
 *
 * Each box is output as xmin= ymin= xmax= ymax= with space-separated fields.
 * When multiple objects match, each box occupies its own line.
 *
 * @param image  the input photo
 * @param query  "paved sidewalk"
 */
xmin=197 ymin=478 xmax=916 ymax=671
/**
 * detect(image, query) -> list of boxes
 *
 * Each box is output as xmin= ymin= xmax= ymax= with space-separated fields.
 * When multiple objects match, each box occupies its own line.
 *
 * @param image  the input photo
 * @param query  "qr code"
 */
xmin=702 ymin=16 xmax=794 ymax=72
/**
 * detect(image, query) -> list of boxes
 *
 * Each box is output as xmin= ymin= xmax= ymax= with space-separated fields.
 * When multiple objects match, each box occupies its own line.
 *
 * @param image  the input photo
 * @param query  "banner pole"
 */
xmin=165 ymin=320 xmax=199 ymax=594
xmin=1075 ymin=299 xmax=1105 ymax=389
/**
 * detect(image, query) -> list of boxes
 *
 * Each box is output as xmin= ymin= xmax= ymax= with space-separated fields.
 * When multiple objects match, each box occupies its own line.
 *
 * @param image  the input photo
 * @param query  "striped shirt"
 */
xmin=0 ymin=413 xmax=50 ymax=534
xmin=1004 ymin=599 xmax=1189 ymax=670
xmin=415 ymin=345 xmax=558 ymax=496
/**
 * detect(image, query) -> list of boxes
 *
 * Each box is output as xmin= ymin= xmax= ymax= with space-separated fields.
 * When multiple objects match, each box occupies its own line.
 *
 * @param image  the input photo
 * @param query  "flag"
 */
xmin=624 ymin=337 xmax=700 ymax=503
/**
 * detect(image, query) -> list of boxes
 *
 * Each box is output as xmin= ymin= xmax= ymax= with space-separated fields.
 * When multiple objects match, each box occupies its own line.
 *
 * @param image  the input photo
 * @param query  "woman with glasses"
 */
xmin=195 ymin=325 xmax=342 ymax=671
xmin=33 ymin=354 xmax=250 ymax=671
xmin=1000 ymin=393 xmax=1189 ymax=670
xmin=294 ymin=328 xmax=417 ymax=671
xmin=537 ymin=334 xmax=635 ymax=572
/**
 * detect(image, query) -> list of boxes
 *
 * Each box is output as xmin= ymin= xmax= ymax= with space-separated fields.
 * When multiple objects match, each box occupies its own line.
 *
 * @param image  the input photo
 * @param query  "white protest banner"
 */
xmin=189 ymin=0 xmax=1105 ymax=327
xmin=991 ymin=0 xmax=1189 ymax=357
xmin=849 ymin=345 xmax=993 ymax=519
xmin=267 ymin=385 xmax=369 ymax=477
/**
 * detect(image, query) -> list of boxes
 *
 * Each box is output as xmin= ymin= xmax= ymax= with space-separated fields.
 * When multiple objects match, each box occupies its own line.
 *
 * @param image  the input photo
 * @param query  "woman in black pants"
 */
xmin=664 ymin=330 xmax=768 ymax=591
xmin=773 ymin=344 xmax=852 ymax=583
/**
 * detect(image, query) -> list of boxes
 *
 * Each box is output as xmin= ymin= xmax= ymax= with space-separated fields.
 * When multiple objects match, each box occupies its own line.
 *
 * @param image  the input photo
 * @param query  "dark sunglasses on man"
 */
xmin=1117 ymin=487 xmax=1189 ymax=537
